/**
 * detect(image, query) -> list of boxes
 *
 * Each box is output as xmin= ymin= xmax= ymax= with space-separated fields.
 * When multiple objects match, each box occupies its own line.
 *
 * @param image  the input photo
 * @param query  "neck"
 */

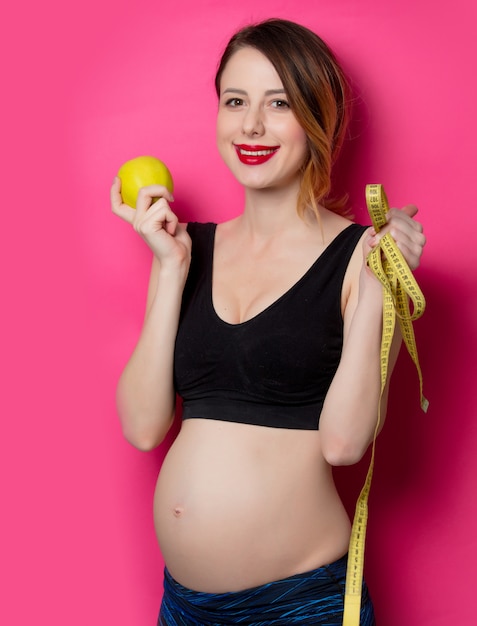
xmin=240 ymin=181 xmax=313 ymax=237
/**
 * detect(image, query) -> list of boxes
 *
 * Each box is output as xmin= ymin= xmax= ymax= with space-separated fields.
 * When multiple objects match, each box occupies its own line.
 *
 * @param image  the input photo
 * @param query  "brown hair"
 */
xmin=215 ymin=18 xmax=352 ymax=218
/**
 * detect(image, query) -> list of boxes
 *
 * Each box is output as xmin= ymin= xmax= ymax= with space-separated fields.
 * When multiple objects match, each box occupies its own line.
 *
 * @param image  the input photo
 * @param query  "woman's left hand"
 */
xmin=365 ymin=204 xmax=426 ymax=270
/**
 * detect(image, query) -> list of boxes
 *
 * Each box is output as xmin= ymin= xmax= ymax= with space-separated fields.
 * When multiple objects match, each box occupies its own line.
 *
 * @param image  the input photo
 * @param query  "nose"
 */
xmin=242 ymin=105 xmax=265 ymax=136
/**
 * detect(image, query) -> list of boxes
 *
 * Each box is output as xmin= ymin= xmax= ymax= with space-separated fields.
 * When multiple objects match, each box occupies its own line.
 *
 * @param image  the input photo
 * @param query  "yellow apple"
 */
xmin=118 ymin=155 xmax=174 ymax=208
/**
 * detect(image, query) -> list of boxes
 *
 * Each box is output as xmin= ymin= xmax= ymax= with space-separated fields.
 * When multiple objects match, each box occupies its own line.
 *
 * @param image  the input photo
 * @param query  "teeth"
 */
xmin=239 ymin=148 xmax=276 ymax=156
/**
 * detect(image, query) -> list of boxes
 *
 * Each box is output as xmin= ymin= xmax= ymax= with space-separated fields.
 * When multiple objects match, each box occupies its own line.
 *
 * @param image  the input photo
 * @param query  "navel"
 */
xmin=173 ymin=505 xmax=184 ymax=518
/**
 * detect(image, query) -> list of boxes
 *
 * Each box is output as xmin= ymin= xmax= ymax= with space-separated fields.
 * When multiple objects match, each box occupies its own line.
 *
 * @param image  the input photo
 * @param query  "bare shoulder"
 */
xmin=319 ymin=209 xmax=369 ymax=315
xmin=214 ymin=216 xmax=241 ymax=238
xmin=320 ymin=208 xmax=355 ymax=242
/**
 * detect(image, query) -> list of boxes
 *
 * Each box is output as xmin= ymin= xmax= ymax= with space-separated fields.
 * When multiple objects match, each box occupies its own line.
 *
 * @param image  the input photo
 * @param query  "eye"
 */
xmin=225 ymin=97 xmax=244 ymax=107
xmin=271 ymin=99 xmax=290 ymax=109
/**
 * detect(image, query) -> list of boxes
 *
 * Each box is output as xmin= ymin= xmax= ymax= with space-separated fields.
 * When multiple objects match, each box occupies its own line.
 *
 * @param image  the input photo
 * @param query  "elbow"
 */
xmin=321 ymin=434 xmax=369 ymax=467
xmin=121 ymin=419 xmax=172 ymax=452
xmin=118 ymin=400 xmax=174 ymax=451
xmin=122 ymin=428 xmax=160 ymax=452
xmin=116 ymin=385 xmax=175 ymax=451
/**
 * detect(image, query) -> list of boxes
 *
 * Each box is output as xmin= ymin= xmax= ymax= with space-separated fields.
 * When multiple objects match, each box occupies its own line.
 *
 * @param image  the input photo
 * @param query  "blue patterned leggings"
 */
xmin=158 ymin=554 xmax=376 ymax=625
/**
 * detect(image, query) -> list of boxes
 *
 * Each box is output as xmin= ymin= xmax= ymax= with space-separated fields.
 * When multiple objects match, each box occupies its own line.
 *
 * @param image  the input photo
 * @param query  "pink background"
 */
xmin=2 ymin=0 xmax=476 ymax=624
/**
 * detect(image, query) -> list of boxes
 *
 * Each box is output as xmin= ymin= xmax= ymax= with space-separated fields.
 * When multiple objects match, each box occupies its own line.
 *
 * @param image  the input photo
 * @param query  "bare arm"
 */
xmin=319 ymin=205 xmax=426 ymax=465
xmin=111 ymin=178 xmax=191 ymax=450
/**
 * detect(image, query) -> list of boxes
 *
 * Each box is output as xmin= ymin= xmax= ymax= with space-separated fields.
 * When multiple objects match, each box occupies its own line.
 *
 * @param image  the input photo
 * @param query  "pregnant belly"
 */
xmin=153 ymin=419 xmax=351 ymax=593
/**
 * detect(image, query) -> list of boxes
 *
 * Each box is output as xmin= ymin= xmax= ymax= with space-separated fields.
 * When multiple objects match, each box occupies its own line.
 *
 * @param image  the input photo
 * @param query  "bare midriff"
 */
xmin=153 ymin=418 xmax=351 ymax=593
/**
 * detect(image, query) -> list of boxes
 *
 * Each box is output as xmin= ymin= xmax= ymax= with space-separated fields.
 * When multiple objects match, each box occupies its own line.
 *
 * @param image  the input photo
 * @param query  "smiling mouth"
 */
xmin=238 ymin=147 xmax=278 ymax=156
xmin=234 ymin=144 xmax=279 ymax=165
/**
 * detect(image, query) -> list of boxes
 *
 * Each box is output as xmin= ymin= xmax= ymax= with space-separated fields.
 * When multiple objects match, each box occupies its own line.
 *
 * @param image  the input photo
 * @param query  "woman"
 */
xmin=111 ymin=18 xmax=425 ymax=625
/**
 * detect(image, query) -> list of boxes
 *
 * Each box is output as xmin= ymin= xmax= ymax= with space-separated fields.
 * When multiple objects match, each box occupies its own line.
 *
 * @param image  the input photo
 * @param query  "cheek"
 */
xmin=293 ymin=128 xmax=309 ymax=164
xmin=216 ymin=116 xmax=233 ymax=163
xmin=215 ymin=113 xmax=222 ymax=139
xmin=215 ymin=116 xmax=225 ymax=149
xmin=276 ymin=117 xmax=307 ymax=150
xmin=216 ymin=113 xmax=232 ymax=147
xmin=216 ymin=108 xmax=235 ymax=134
xmin=290 ymin=124 xmax=308 ymax=150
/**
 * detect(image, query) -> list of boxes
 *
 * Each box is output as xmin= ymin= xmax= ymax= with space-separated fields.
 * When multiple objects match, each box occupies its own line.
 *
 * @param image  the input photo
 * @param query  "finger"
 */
xmin=385 ymin=218 xmax=426 ymax=252
xmin=387 ymin=204 xmax=418 ymax=220
xmin=394 ymin=239 xmax=423 ymax=271
xmin=110 ymin=176 xmax=121 ymax=207
xmin=402 ymin=204 xmax=418 ymax=219
xmin=387 ymin=220 xmax=419 ymax=243
xmin=134 ymin=200 xmax=179 ymax=237
xmin=152 ymin=205 xmax=178 ymax=237
xmin=370 ymin=211 xmax=426 ymax=270
xmin=163 ymin=208 xmax=179 ymax=236
xmin=136 ymin=184 xmax=174 ymax=211
xmin=111 ymin=177 xmax=136 ymax=224
xmin=385 ymin=221 xmax=426 ymax=270
xmin=386 ymin=207 xmax=424 ymax=236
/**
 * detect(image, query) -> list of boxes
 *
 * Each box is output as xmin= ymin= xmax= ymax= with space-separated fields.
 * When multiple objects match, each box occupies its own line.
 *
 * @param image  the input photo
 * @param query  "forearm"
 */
xmin=116 ymin=265 xmax=188 ymax=450
xmin=320 ymin=274 xmax=400 ymax=465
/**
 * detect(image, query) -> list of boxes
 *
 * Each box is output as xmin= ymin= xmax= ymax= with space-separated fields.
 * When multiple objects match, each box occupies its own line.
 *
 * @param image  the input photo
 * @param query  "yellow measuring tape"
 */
xmin=342 ymin=184 xmax=429 ymax=625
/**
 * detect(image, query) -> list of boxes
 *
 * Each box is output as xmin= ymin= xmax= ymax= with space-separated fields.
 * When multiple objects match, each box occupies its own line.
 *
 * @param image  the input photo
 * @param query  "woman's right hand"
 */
xmin=111 ymin=176 xmax=191 ymax=270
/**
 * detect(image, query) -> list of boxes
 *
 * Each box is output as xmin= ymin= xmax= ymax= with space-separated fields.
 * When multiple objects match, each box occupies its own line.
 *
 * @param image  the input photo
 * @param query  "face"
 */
xmin=216 ymin=47 xmax=308 ymax=192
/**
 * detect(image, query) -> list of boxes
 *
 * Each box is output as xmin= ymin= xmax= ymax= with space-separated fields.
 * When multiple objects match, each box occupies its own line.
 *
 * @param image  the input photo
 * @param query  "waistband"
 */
xmin=159 ymin=554 xmax=374 ymax=625
xmin=181 ymin=397 xmax=322 ymax=430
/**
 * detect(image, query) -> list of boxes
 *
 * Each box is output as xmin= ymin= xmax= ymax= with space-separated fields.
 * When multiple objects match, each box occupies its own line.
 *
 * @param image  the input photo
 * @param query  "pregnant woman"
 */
xmin=111 ymin=18 xmax=426 ymax=625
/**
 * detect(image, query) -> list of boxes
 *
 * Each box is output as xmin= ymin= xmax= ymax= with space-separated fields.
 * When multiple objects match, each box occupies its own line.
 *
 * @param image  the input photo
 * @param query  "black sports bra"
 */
xmin=173 ymin=222 xmax=367 ymax=430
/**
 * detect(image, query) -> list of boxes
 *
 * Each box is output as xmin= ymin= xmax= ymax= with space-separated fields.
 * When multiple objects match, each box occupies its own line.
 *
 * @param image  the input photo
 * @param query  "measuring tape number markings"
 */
xmin=342 ymin=184 xmax=428 ymax=626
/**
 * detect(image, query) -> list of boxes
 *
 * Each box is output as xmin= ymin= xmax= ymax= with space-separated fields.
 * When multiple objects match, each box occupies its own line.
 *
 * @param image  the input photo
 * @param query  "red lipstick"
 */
xmin=234 ymin=144 xmax=279 ymax=165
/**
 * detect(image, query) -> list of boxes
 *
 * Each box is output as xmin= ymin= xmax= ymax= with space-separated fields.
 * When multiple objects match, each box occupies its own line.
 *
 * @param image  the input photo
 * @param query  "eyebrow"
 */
xmin=221 ymin=88 xmax=286 ymax=96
